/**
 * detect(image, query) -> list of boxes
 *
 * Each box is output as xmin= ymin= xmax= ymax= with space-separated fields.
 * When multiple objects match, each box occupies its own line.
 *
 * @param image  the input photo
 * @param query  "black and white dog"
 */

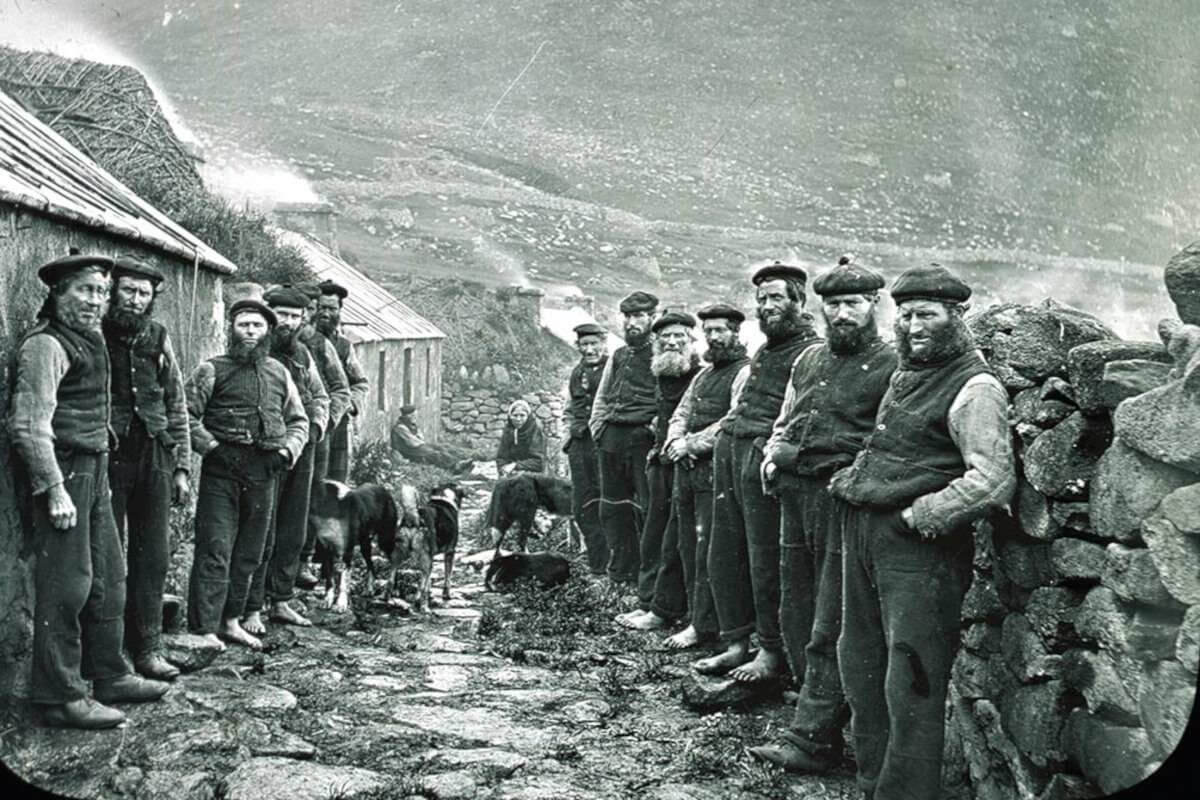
xmin=486 ymin=473 xmax=574 ymax=552
xmin=309 ymin=480 xmax=398 ymax=613
xmin=391 ymin=482 xmax=465 ymax=612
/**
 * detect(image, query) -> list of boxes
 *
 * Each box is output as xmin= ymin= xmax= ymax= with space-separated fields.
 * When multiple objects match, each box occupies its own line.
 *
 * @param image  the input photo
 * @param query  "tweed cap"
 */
xmin=228 ymin=298 xmax=277 ymax=327
xmin=812 ymin=256 xmax=885 ymax=297
xmin=400 ymin=404 xmax=418 ymax=415
xmin=890 ymin=264 xmax=972 ymax=305
xmin=696 ymin=303 xmax=746 ymax=324
xmin=37 ymin=252 xmax=113 ymax=286
xmin=618 ymin=291 xmax=659 ymax=314
xmin=651 ymin=310 xmax=696 ymax=334
xmin=319 ymin=279 xmax=348 ymax=300
xmin=112 ymin=255 xmax=165 ymax=288
xmin=264 ymin=286 xmax=311 ymax=309
xmin=294 ymin=281 xmax=322 ymax=301
xmin=751 ymin=260 xmax=808 ymax=288
xmin=573 ymin=322 xmax=606 ymax=339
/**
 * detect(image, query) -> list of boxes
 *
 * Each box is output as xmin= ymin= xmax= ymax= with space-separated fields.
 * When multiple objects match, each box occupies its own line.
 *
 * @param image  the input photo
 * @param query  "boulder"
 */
xmin=1060 ymin=648 xmax=1140 ymax=722
xmin=970 ymin=302 xmax=1116 ymax=384
xmin=1138 ymin=659 xmax=1197 ymax=761
xmin=222 ymin=758 xmax=384 ymax=800
xmin=1023 ymin=413 xmax=1111 ymax=500
xmin=963 ymin=622 xmax=1003 ymax=656
xmin=1013 ymin=387 xmax=1073 ymax=430
xmin=1001 ymin=613 xmax=1061 ymax=682
xmin=995 ymin=532 xmax=1055 ymax=589
xmin=1101 ymin=543 xmax=1178 ymax=608
xmin=962 ymin=576 xmax=1006 ymax=623
xmin=1164 ymin=241 xmax=1200 ymax=325
xmin=951 ymin=690 xmax=1044 ymax=800
xmin=1159 ymin=319 xmax=1200 ymax=377
xmin=1015 ymin=421 xmax=1044 ymax=450
xmin=999 ymin=681 xmax=1069 ymax=767
xmin=1140 ymin=512 xmax=1200 ymax=605
xmin=1066 ymin=340 xmax=1171 ymax=415
xmin=1050 ymin=501 xmax=1093 ymax=535
xmin=1156 ymin=482 xmax=1200 ymax=536
xmin=1098 ymin=360 xmax=1173 ymax=409
xmin=1024 ymin=586 xmax=1085 ymax=651
xmin=162 ymin=632 xmax=223 ymax=673
xmin=1074 ymin=586 xmax=1129 ymax=653
xmin=952 ymin=649 xmax=1012 ymax=700
xmin=680 ymin=672 xmax=778 ymax=711
xmin=493 ymin=365 xmax=511 ymax=385
xmin=1060 ymin=708 xmax=1156 ymax=796
xmin=1014 ymin=479 xmax=1059 ymax=541
xmin=1112 ymin=366 xmax=1200 ymax=474
xmin=138 ymin=771 xmax=215 ymax=800
xmin=1041 ymin=377 xmax=1078 ymax=404
xmin=1177 ymin=605 xmax=1200 ymax=674
xmin=1089 ymin=439 xmax=1196 ymax=542
xmin=1050 ymin=538 xmax=1106 ymax=582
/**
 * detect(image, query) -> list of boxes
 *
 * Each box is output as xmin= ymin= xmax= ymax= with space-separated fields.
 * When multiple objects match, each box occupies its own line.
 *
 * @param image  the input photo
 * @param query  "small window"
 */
xmin=403 ymin=347 xmax=413 ymax=406
xmin=425 ymin=346 xmax=432 ymax=396
xmin=377 ymin=351 xmax=387 ymax=411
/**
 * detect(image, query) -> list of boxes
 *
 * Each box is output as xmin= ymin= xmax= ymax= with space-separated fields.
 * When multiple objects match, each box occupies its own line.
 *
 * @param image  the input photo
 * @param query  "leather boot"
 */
xmin=134 ymin=651 xmax=181 ymax=682
xmin=748 ymin=740 xmax=835 ymax=774
xmin=93 ymin=673 xmax=171 ymax=704
xmin=42 ymin=698 xmax=126 ymax=729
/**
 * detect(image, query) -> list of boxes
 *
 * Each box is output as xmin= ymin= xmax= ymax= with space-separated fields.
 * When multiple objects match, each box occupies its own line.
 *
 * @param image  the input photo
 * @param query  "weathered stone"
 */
xmin=999 ymin=681 xmax=1069 ymax=767
xmin=950 ymin=689 xmax=1044 ymax=800
xmin=962 ymin=577 xmax=1005 ymax=623
xmin=1138 ymin=659 xmax=1197 ymax=761
xmin=1041 ymin=376 xmax=1078 ymax=404
xmin=493 ymin=365 xmax=511 ymax=385
xmin=178 ymin=675 xmax=297 ymax=715
xmin=1024 ymin=413 xmax=1111 ymax=500
xmin=1178 ymin=605 xmax=1200 ymax=674
xmin=1090 ymin=439 xmax=1196 ymax=542
xmin=1112 ymin=367 xmax=1200 ymax=474
xmin=223 ymin=758 xmax=384 ymax=800
xmin=1001 ymin=614 xmax=1061 ymax=682
xmin=562 ymin=698 xmax=611 ymax=724
xmin=424 ymin=665 xmax=471 ymax=692
xmin=964 ymin=622 xmax=1003 ymax=656
xmin=1067 ymin=340 xmax=1171 ymax=415
xmin=1098 ymin=359 xmax=1173 ymax=409
xmin=1035 ymin=774 xmax=1101 ymax=800
xmin=1060 ymin=649 xmax=1140 ymax=722
xmin=1075 ymin=585 xmax=1182 ymax=659
xmin=1050 ymin=501 xmax=1092 ymax=535
xmin=1157 ymin=483 xmax=1200 ymax=536
xmin=1024 ymin=586 xmax=1084 ymax=651
xmin=162 ymin=632 xmax=224 ymax=673
xmin=421 ymin=747 xmax=528 ymax=775
xmin=1061 ymin=708 xmax=1156 ymax=796
xmin=1050 ymin=537 xmax=1106 ymax=582
xmin=995 ymin=533 xmax=1055 ymax=589
xmin=648 ymin=785 xmax=727 ymax=800
xmin=138 ymin=771 xmax=215 ymax=800
xmin=1013 ymin=387 xmax=1074 ymax=430
xmin=1164 ymin=241 xmax=1200 ymax=325
xmin=970 ymin=302 xmax=1116 ymax=384
xmin=1140 ymin=513 xmax=1200 ymax=605
xmin=1014 ymin=479 xmax=1059 ymax=541
xmin=951 ymin=650 xmax=1009 ymax=700
xmin=1015 ymin=421 xmax=1043 ymax=449
xmin=392 ymin=704 xmax=556 ymax=753
xmin=1101 ymin=543 xmax=1178 ymax=608
xmin=680 ymin=672 xmax=778 ymax=711
xmin=421 ymin=770 xmax=479 ymax=800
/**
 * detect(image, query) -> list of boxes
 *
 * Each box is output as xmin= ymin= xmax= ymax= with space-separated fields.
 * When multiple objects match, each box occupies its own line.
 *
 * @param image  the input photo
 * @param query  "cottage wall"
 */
xmin=0 ymin=205 xmax=227 ymax=699
xmin=351 ymin=338 xmax=442 ymax=447
xmin=441 ymin=376 xmax=568 ymax=476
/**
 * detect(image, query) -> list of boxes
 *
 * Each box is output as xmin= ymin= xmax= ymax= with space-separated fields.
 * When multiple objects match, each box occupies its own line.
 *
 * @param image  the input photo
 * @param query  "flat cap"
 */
xmin=619 ymin=290 xmax=659 ymax=314
xmin=573 ymin=322 xmax=606 ymax=339
xmin=890 ymin=263 xmax=972 ymax=305
xmin=696 ymin=303 xmax=746 ymax=324
xmin=651 ymin=310 xmax=696 ymax=333
xmin=228 ymin=298 xmax=277 ymax=327
xmin=751 ymin=260 xmax=808 ymax=288
xmin=319 ymin=279 xmax=348 ymax=300
xmin=400 ymin=404 xmax=418 ymax=415
xmin=294 ymin=281 xmax=322 ymax=301
xmin=37 ymin=251 xmax=113 ymax=286
xmin=812 ymin=256 xmax=885 ymax=297
xmin=112 ymin=255 xmax=165 ymax=288
xmin=264 ymin=286 xmax=311 ymax=309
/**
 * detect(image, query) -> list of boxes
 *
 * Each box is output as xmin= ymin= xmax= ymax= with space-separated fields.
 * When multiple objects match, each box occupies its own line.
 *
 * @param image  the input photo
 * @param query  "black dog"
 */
xmin=486 ymin=473 xmax=574 ymax=552
xmin=391 ymin=482 xmax=464 ymax=612
xmin=484 ymin=551 xmax=571 ymax=592
xmin=310 ymin=480 xmax=399 ymax=613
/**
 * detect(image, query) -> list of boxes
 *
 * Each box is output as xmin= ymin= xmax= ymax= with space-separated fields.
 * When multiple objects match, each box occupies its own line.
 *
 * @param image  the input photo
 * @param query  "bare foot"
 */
xmin=200 ymin=633 xmax=227 ymax=652
xmin=242 ymin=612 xmax=267 ymax=636
xmin=219 ymin=618 xmax=263 ymax=650
xmin=692 ymin=640 xmax=751 ymax=676
xmin=269 ymin=601 xmax=312 ymax=627
xmin=623 ymin=611 xmax=667 ymax=631
xmin=614 ymin=609 xmax=647 ymax=625
xmin=730 ymin=647 xmax=783 ymax=683
xmin=664 ymin=625 xmax=704 ymax=650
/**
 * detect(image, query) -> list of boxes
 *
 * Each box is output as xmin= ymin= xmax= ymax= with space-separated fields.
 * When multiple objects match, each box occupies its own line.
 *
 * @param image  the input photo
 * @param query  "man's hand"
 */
xmin=171 ymin=470 xmax=191 ymax=506
xmin=47 ymin=483 xmax=77 ymax=530
xmin=760 ymin=460 xmax=778 ymax=496
xmin=271 ymin=449 xmax=291 ymax=474
xmin=665 ymin=438 xmax=689 ymax=462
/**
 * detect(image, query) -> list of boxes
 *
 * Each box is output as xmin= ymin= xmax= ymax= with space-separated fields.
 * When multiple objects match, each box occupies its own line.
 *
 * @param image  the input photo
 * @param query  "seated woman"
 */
xmin=495 ymin=399 xmax=546 ymax=476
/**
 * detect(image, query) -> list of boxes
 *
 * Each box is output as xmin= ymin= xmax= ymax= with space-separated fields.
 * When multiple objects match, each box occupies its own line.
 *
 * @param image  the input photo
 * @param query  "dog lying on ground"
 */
xmin=390 ymin=482 xmax=464 ymax=612
xmin=485 ymin=473 xmax=574 ymax=552
xmin=310 ymin=480 xmax=399 ymax=613
xmin=484 ymin=551 xmax=572 ymax=592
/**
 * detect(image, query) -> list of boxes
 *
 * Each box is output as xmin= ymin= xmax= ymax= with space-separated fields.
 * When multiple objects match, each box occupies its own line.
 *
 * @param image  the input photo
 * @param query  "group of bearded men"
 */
xmin=565 ymin=257 xmax=1015 ymax=800
xmin=8 ymin=252 xmax=367 ymax=731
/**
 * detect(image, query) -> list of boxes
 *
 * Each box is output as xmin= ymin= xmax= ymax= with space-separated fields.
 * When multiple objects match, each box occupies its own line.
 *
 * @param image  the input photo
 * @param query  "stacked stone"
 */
xmin=944 ymin=269 xmax=1200 ymax=800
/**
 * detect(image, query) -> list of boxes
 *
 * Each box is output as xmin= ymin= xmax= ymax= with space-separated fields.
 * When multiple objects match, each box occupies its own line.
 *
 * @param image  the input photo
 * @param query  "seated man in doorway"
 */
xmin=390 ymin=404 xmax=481 ymax=472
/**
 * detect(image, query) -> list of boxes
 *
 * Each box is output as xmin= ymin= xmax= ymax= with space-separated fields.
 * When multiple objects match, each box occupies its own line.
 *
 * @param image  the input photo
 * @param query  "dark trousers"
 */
xmin=779 ymin=474 xmax=851 ymax=756
xmin=247 ymin=441 xmax=315 ymax=612
xmin=567 ymin=434 xmax=607 ymax=574
xmin=839 ymin=505 xmax=974 ymax=800
xmin=673 ymin=458 xmax=717 ymax=636
xmin=31 ymin=452 xmax=130 ymax=704
xmin=637 ymin=460 xmax=675 ymax=611
xmin=596 ymin=423 xmax=653 ymax=584
xmin=328 ymin=415 xmax=352 ymax=483
xmin=187 ymin=446 xmax=278 ymax=633
xmin=109 ymin=426 xmax=173 ymax=657
xmin=301 ymin=432 xmax=334 ymax=563
xmin=707 ymin=433 xmax=783 ymax=650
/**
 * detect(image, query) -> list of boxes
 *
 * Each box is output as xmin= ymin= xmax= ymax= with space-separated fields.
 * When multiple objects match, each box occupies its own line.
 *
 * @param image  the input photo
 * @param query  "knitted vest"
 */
xmin=653 ymin=360 xmax=700 ymax=448
xmin=271 ymin=340 xmax=317 ymax=416
xmin=832 ymin=348 xmax=991 ymax=509
xmin=722 ymin=330 xmax=821 ymax=439
xmin=34 ymin=320 xmax=112 ymax=453
xmin=203 ymin=354 xmax=291 ymax=449
xmin=105 ymin=319 xmax=169 ymax=438
xmin=687 ymin=355 xmax=751 ymax=433
xmin=602 ymin=340 xmax=656 ymax=425
xmin=567 ymin=357 xmax=606 ymax=439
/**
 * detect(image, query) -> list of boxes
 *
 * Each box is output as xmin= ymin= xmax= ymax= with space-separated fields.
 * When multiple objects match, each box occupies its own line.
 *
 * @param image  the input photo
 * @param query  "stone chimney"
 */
xmin=498 ymin=285 xmax=545 ymax=326
xmin=274 ymin=200 xmax=339 ymax=256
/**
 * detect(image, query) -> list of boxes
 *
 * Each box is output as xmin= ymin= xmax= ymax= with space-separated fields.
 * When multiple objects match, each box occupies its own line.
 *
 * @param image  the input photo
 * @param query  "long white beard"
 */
xmin=651 ymin=348 xmax=695 ymax=377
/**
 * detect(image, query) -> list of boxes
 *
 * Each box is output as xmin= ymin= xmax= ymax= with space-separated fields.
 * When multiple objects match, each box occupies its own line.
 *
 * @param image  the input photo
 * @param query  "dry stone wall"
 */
xmin=943 ymin=265 xmax=1200 ymax=800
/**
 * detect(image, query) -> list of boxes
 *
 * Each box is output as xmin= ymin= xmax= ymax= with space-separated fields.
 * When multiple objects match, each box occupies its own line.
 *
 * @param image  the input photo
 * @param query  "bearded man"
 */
xmin=625 ymin=304 xmax=751 ymax=641
xmin=185 ymin=295 xmax=309 ymax=651
xmin=102 ymin=256 xmax=193 ymax=682
xmin=563 ymin=322 xmax=609 ymax=574
xmin=9 ymin=253 xmax=170 ymax=729
xmin=314 ymin=280 xmax=369 ymax=482
xmin=588 ymin=291 xmax=659 ymax=586
xmin=242 ymin=287 xmax=331 ymax=635
xmin=829 ymin=265 xmax=1014 ymax=800
xmin=694 ymin=262 xmax=821 ymax=682
xmin=749 ymin=257 xmax=897 ymax=774
xmin=616 ymin=311 xmax=700 ymax=629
